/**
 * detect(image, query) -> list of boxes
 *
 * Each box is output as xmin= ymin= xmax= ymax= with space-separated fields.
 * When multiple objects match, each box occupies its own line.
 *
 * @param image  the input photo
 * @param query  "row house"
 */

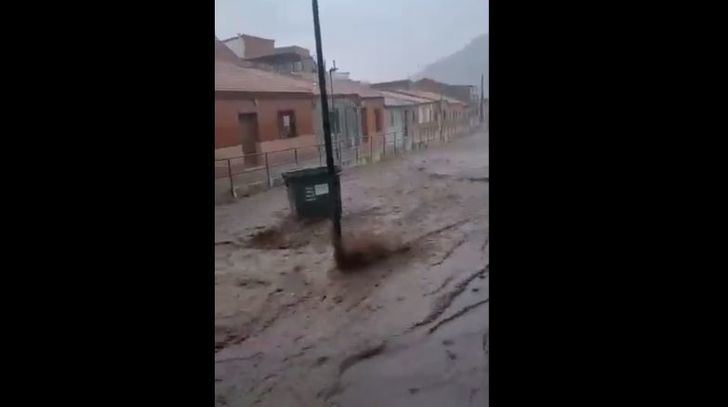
xmin=412 ymin=78 xmax=479 ymax=129
xmin=379 ymin=88 xmax=468 ymax=144
xmin=373 ymin=83 xmax=441 ymax=144
xmin=379 ymin=90 xmax=434 ymax=151
xmin=315 ymin=77 xmax=387 ymax=163
xmin=406 ymin=89 xmax=468 ymax=138
xmin=408 ymin=89 xmax=468 ymax=140
xmin=374 ymin=78 xmax=479 ymax=130
xmin=215 ymin=38 xmax=318 ymax=170
xmin=413 ymin=78 xmax=478 ymax=105
xmin=216 ymin=33 xmax=475 ymax=178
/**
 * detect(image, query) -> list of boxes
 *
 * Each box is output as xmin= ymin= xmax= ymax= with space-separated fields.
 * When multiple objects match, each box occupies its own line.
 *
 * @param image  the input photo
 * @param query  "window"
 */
xmin=278 ymin=110 xmax=297 ymax=139
xmin=374 ymin=109 xmax=382 ymax=132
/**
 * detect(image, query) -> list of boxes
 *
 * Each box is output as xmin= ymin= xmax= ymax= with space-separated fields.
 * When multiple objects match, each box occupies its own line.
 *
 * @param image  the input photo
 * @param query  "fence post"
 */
xmin=318 ymin=145 xmax=323 ymax=166
xmin=355 ymin=144 xmax=359 ymax=164
xmin=294 ymin=148 xmax=298 ymax=166
xmin=265 ymin=153 xmax=272 ymax=188
xmin=338 ymin=139 xmax=343 ymax=165
xmin=369 ymin=137 xmax=373 ymax=162
xmin=382 ymin=133 xmax=386 ymax=159
xmin=227 ymin=159 xmax=237 ymax=199
xmin=394 ymin=134 xmax=398 ymax=156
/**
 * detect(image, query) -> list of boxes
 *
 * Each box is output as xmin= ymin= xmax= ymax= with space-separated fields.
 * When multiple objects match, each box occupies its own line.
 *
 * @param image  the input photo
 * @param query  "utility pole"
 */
xmin=480 ymin=73 xmax=484 ymax=124
xmin=312 ymin=0 xmax=343 ymax=254
xmin=329 ymin=60 xmax=337 ymax=113
xmin=329 ymin=61 xmax=338 ymax=161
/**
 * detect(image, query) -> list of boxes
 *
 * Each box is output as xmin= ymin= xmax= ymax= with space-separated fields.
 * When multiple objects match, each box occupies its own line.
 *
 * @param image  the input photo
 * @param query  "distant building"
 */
xmin=215 ymin=36 xmax=246 ymax=67
xmin=221 ymin=33 xmax=316 ymax=74
xmin=371 ymin=79 xmax=413 ymax=91
xmin=378 ymin=88 xmax=469 ymax=143
xmin=379 ymin=91 xmax=430 ymax=151
xmin=331 ymin=71 xmax=351 ymax=80
xmin=220 ymin=33 xmax=276 ymax=59
xmin=245 ymin=46 xmax=316 ymax=74
xmin=303 ymin=74 xmax=387 ymax=162
xmin=413 ymin=78 xmax=477 ymax=105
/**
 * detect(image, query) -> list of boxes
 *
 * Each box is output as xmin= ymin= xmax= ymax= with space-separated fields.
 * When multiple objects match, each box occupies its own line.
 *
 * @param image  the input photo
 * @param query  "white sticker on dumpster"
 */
xmin=314 ymin=183 xmax=329 ymax=195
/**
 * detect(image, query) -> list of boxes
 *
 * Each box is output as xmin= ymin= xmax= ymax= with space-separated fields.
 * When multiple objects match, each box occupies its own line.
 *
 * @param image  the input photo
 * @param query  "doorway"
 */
xmin=238 ymin=113 xmax=259 ymax=167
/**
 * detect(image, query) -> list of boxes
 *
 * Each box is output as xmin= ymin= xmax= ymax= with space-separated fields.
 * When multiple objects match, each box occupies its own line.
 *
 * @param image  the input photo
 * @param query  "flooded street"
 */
xmin=215 ymin=129 xmax=489 ymax=406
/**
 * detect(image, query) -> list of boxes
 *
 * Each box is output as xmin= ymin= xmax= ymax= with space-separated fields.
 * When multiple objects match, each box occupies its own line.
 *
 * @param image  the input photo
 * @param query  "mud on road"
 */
xmin=215 ymin=130 xmax=489 ymax=406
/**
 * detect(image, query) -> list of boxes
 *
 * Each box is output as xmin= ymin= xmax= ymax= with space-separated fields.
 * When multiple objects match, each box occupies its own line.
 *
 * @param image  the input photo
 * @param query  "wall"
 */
xmin=313 ymin=96 xmax=361 ymax=148
xmin=414 ymin=79 xmax=475 ymax=104
xmin=274 ymin=46 xmax=310 ymax=57
xmin=361 ymin=98 xmax=386 ymax=139
xmin=215 ymin=92 xmax=315 ymax=162
xmin=270 ymin=56 xmax=316 ymax=74
xmin=360 ymin=98 xmax=387 ymax=160
xmin=371 ymin=80 xmax=412 ymax=90
xmin=259 ymin=134 xmax=319 ymax=166
xmin=413 ymin=79 xmax=443 ymax=95
xmin=441 ymin=85 xmax=476 ymax=104
xmin=385 ymin=106 xmax=407 ymax=149
xmin=418 ymin=104 xmax=435 ymax=124
xmin=242 ymin=35 xmax=275 ymax=58
xmin=223 ymin=38 xmax=245 ymax=58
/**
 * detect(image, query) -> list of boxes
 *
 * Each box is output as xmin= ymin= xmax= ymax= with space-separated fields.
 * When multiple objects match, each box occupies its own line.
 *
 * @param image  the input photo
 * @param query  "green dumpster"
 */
xmin=282 ymin=166 xmax=340 ymax=219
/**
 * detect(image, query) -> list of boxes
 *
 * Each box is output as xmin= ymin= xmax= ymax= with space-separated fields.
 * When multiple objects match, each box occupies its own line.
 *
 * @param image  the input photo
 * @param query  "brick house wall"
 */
xmin=241 ymin=35 xmax=275 ymax=58
xmin=215 ymin=92 xmax=316 ymax=164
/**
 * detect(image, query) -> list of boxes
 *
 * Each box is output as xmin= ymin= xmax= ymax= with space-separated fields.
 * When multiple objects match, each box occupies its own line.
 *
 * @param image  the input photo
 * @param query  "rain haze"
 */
xmin=215 ymin=0 xmax=489 ymax=82
xmin=214 ymin=2 xmax=489 ymax=405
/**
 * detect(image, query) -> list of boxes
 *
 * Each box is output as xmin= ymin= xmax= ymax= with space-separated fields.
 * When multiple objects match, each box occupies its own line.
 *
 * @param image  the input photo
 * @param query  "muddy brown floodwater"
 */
xmin=215 ymin=129 xmax=489 ymax=406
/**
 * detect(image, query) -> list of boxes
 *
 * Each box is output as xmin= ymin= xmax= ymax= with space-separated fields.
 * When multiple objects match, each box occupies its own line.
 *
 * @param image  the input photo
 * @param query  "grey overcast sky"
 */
xmin=215 ymin=0 xmax=488 ymax=83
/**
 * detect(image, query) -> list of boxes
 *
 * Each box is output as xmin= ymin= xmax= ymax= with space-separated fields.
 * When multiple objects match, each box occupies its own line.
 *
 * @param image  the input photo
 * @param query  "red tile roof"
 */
xmin=379 ymin=90 xmax=432 ymax=106
xmin=215 ymin=62 xmax=314 ymax=94
xmin=215 ymin=37 xmax=314 ymax=94
xmin=390 ymin=89 xmax=466 ymax=106
xmin=288 ymin=73 xmax=383 ymax=99
xmin=318 ymin=78 xmax=383 ymax=98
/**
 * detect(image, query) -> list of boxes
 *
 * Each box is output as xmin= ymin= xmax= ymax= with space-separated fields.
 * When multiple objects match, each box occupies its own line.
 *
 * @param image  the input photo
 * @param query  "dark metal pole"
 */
xmin=329 ymin=63 xmax=338 ymax=160
xmin=312 ymin=0 xmax=343 ymax=251
xmin=329 ymin=61 xmax=337 ymax=114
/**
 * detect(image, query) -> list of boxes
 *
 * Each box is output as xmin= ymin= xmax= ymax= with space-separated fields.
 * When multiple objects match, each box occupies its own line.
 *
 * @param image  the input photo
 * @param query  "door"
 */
xmin=238 ymin=113 xmax=259 ymax=167
xmin=360 ymin=107 xmax=369 ymax=142
xmin=403 ymin=110 xmax=409 ymax=150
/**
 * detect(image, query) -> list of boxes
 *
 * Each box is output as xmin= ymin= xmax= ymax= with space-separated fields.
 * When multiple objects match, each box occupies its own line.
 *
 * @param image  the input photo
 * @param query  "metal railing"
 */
xmin=215 ymin=118 xmax=481 ymax=201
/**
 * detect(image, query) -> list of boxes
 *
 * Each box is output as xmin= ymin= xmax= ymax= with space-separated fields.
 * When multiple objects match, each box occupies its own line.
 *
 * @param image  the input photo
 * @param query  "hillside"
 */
xmin=414 ymin=33 xmax=488 ymax=95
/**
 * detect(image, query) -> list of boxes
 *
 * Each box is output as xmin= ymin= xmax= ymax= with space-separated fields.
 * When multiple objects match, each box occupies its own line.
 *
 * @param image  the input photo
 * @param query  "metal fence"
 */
xmin=215 ymin=118 xmax=481 ymax=203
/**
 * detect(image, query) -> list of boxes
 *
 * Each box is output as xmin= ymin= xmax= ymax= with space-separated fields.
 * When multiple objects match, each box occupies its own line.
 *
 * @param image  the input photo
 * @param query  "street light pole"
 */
xmin=329 ymin=62 xmax=338 ymax=160
xmin=329 ymin=61 xmax=337 ymax=113
xmin=311 ymin=0 xmax=343 ymax=254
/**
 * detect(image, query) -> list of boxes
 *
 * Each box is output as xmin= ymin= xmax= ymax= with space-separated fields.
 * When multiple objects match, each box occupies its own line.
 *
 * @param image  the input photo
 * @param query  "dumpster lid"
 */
xmin=282 ymin=166 xmax=341 ymax=180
